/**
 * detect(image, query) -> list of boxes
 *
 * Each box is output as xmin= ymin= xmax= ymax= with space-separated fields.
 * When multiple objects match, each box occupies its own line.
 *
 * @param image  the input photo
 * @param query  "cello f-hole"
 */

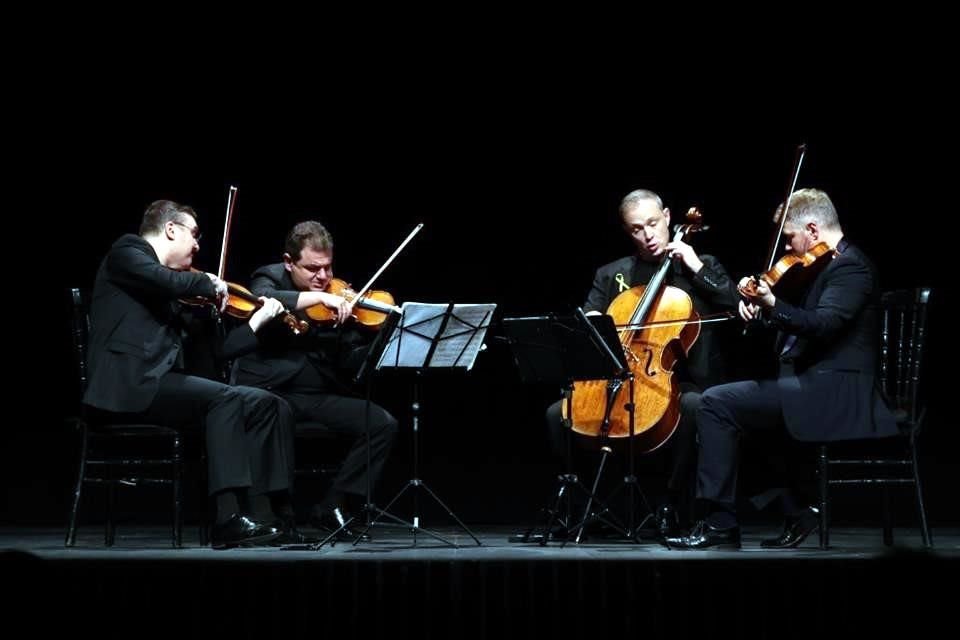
xmin=642 ymin=348 xmax=656 ymax=377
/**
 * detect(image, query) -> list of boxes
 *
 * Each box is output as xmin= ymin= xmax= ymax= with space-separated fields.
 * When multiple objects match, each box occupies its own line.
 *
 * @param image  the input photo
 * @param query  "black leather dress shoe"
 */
xmin=211 ymin=514 xmax=281 ymax=549
xmin=761 ymin=506 xmax=820 ymax=548
xmin=664 ymin=520 xmax=741 ymax=550
xmin=310 ymin=507 xmax=370 ymax=542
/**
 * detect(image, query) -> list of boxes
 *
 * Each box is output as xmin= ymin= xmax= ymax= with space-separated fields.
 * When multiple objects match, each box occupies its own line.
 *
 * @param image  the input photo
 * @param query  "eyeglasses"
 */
xmin=172 ymin=221 xmax=202 ymax=241
xmin=295 ymin=262 xmax=332 ymax=278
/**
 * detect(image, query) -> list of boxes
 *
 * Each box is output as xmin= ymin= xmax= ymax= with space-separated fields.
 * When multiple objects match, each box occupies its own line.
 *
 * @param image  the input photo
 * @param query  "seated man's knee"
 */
xmin=680 ymin=390 xmax=702 ymax=415
xmin=379 ymin=411 xmax=399 ymax=438
xmin=239 ymin=386 xmax=291 ymax=418
xmin=545 ymin=401 xmax=564 ymax=433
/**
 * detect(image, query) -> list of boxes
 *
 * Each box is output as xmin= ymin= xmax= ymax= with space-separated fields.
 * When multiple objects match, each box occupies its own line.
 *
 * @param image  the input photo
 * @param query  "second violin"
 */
xmin=304 ymin=277 xmax=399 ymax=330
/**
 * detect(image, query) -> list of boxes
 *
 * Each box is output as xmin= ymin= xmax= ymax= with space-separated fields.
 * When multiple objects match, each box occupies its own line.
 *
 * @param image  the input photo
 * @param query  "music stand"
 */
xmin=352 ymin=301 xmax=495 ymax=547
xmin=503 ymin=309 xmax=648 ymax=545
xmin=299 ymin=309 xmax=403 ymax=551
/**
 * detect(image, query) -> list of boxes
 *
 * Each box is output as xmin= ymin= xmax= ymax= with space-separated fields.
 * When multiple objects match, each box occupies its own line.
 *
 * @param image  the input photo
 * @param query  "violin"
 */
xmin=224 ymin=281 xmax=309 ymax=334
xmin=179 ymin=187 xmax=307 ymax=334
xmin=304 ymin=277 xmax=399 ymax=330
xmin=180 ymin=268 xmax=308 ymax=335
xmin=302 ymin=223 xmax=423 ymax=330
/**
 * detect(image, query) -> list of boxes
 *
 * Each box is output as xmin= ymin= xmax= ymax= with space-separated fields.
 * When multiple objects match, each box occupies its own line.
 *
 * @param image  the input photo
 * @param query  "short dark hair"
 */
xmin=284 ymin=221 xmax=333 ymax=261
xmin=139 ymin=200 xmax=198 ymax=236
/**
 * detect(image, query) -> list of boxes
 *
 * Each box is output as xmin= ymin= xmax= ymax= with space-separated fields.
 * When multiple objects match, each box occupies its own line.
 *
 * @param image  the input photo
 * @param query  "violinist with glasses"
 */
xmin=82 ymin=200 xmax=299 ymax=549
xmin=543 ymin=189 xmax=739 ymax=540
xmin=666 ymin=188 xmax=898 ymax=550
xmin=233 ymin=220 xmax=399 ymax=540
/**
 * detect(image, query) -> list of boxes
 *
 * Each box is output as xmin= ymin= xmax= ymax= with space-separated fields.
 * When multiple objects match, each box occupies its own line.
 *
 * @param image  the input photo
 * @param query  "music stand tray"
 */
xmin=357 ymin=301 xmax=496 ymax=547
xmin=502 ymin=310 xmax=626 ymax=385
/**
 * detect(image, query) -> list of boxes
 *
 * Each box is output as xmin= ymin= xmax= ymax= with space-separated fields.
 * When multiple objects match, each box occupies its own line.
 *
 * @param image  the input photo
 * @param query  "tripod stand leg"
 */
xmin=602 ymin=476 xmax=655 ymax=541
xmin=575 ymin=446 xmax=611 ymax=543
xmin=418 ymin=481 xmax=481 ymax=546
xmin=354 ymin=481 xmax=416 ymax=540
xmin=353 ymin=480 xmax=464 ymax=547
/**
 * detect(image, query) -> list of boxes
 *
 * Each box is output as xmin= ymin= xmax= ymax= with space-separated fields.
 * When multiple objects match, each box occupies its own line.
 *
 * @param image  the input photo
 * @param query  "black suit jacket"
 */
xmin=82 ymin=234 xmax=259 ymax=413
xmin=233 ymin=264 xmax=361 ymax=393
xmin=584 ymin=254 xmax=739 ymax=390
xmin=768 ymin=239 xmax=898 ymax=441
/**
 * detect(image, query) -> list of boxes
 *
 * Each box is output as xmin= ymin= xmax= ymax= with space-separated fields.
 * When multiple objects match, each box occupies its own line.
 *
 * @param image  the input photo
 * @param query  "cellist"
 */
xmin=544 ymin=189 xmax=739 ymax=538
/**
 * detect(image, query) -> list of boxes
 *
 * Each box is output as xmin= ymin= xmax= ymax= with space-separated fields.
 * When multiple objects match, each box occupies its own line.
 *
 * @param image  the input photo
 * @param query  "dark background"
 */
xmin=6 ymin=55 xmax=955 ymax=529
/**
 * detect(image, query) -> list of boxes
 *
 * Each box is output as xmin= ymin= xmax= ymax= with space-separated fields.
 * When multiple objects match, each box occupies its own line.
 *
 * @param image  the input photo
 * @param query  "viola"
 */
xmin=737 ymin=240 xmax=835 ymax=299
xmin=738 ymin=144 xmax=835 ymax=301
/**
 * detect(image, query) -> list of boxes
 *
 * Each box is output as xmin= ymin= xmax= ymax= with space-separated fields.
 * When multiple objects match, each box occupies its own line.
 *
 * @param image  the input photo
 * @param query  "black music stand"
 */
xmin=504 ymin=309 xmax=649 ymax=545
xmin=298 ymin=308 xmax=403 ymax=551
xmin=351 ymin=301 xmax=495 ymax=547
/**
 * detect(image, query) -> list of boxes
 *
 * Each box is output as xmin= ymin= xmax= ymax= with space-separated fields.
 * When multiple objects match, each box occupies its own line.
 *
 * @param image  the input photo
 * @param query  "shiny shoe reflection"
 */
xmin=211 ymin=514 xmax=281 ymax=549
xmin=761 ymin=506 xmax=820 ymax=548
xmin=664 ymin=520 xmax=741 ymax=550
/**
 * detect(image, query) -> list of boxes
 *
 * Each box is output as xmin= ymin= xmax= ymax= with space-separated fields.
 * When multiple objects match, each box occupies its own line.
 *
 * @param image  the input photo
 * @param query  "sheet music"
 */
xmin=377 ymin=302 xmax=496 ymax=370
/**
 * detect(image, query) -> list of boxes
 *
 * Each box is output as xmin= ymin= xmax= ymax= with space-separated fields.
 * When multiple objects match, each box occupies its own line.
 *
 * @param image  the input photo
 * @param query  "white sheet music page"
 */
xmin=377 ymin=302 xmax=496 ymax=370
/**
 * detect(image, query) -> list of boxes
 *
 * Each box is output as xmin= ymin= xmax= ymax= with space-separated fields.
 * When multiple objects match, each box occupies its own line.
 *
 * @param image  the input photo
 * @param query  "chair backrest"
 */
xmin=879 ymin=287 xmax=932 ymax=427
xmin=70 ymin=287 xmax=91 ymax=397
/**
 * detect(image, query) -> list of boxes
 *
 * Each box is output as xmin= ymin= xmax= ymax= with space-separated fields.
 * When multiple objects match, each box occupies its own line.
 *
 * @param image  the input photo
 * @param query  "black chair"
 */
xmin=65 ymin=288 xmax=186 ymax=548
xmin=817 ymin=287 xmax=933 ymax=549
xmin=293 ymin=422 xmax=347 ymax=525
xmin=294 ymin=421 xmax=345 ymax=480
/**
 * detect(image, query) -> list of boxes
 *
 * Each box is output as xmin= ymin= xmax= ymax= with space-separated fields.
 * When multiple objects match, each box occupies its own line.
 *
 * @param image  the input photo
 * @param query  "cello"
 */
xmin=562 ymin=208 xmax=708 ymax=453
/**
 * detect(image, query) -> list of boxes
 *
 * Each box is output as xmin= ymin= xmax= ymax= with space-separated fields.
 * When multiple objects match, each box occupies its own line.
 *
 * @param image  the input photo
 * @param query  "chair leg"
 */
xmin=911 ymin=440 xmax=933 ymax=548
xmin=173 ymin=434 xmax=183 ymax=548
xmin=818 ymin=445 xmax=829 ymax=550
xmin=198 ymin=451 xmax=210 ymax=547
xmin=881 ymin=486 xmax=894 ymax=546
xmin=106 ymin=472 xmax=116 ymax=547
xmin=65 ymin=426 xmax=89 ymax=547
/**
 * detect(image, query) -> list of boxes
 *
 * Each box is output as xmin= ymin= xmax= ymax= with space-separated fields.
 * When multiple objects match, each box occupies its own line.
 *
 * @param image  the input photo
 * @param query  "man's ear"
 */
xmin=282 ymin=253 xmax=294 ymax=273
xmin=663 ymin=207 xmax=671 ymax=224
xmin=807 ymin=221 xmax=819 ymax=241
xmin=164 ymin=221 xmax=177 ymax=240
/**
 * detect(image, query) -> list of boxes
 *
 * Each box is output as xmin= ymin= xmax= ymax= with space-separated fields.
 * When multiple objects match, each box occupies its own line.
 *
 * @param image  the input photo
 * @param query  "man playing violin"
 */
xmin=83 ymin=200 xmax=299 ymax=548
xmin=234 ymin=220 xmax=399 ymax=539
xmin=544 ymin=189 xmax=739 ymax=539
xmin=666 ymin=188 xmax=898 ymax=550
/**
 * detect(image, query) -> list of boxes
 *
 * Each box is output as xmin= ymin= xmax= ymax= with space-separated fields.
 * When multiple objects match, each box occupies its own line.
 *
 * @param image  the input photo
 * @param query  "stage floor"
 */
xmin=3 ymin=523 xmax=956 ymax=560
xmin=4 ymin=524 xmax=956 ymax=637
